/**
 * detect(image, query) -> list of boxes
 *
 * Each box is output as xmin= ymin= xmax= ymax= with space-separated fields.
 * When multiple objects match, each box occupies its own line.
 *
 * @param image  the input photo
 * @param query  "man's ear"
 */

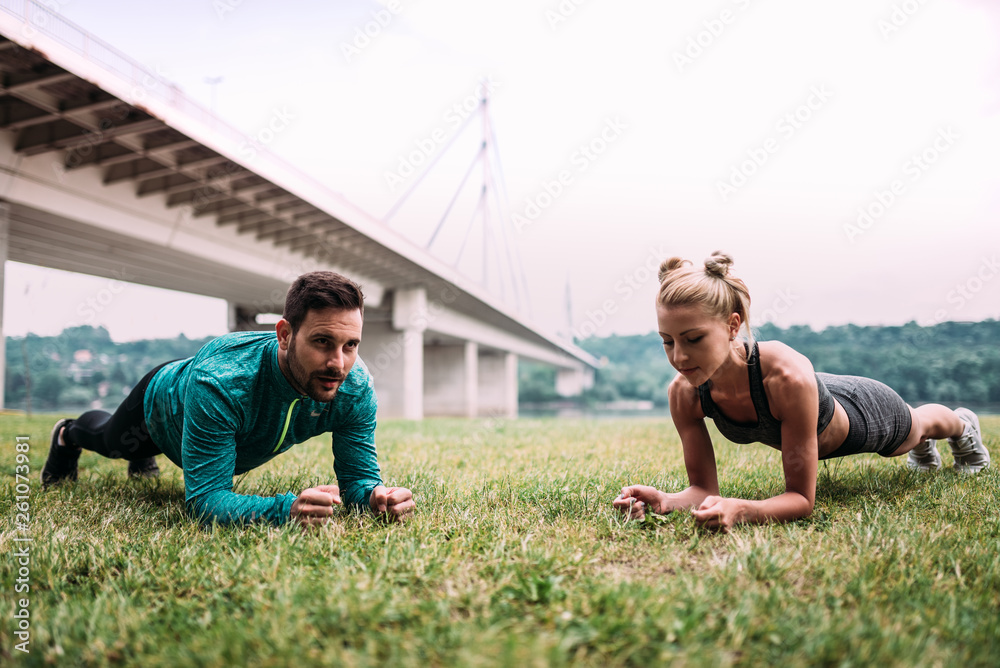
xmin=276 ymin=319 xmax=293 ymax=349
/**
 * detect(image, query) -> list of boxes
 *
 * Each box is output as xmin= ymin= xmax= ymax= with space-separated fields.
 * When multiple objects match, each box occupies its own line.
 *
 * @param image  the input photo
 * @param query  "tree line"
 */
xmin=4 ymin=326 xmax=211 ymax=412
xmin=520 ymin=319 xmax=1000 ymax=408
xmin=6 ymin=319 xmax=999 ymax=412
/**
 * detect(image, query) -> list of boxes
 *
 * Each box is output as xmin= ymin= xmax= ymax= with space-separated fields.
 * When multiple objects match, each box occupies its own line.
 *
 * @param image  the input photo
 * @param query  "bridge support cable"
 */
xmin=381 ymin=82 xmax=534 ymax=318
xmin=481 ymin=184 xmax=513 ymax=303
xmin=382 ymin=107 xmax=480 ymax=224
xmin=426 ymin=142 xmax=486 ymax=251
xmin=453 ymin=184 xmax=487 ymax=270
xmin=485 ymin=105 xmax=532 ymax=317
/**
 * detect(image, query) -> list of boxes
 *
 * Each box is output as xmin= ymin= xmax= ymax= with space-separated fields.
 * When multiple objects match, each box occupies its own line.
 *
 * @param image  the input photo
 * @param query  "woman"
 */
xmin=613 ymin=252 xmax=990 ymax=531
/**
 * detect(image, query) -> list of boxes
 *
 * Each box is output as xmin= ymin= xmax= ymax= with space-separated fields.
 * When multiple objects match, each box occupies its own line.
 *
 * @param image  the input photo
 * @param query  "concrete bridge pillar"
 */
xmin=556 ymin=367 xmax=594 ymax=396
xmin=424 ymin=340 xmax=478 ymax=417
xmin=478 ymin=350 xmax=517 ymax=418
xmin=228 ymin=302 xmax=272 ymax=332
xmin=391 ymin=287 xmax=427 ymax=420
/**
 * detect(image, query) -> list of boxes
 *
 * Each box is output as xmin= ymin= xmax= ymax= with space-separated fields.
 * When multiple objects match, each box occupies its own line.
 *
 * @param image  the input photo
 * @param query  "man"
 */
xmin=41 ymin=271 xmax=415 ymax=527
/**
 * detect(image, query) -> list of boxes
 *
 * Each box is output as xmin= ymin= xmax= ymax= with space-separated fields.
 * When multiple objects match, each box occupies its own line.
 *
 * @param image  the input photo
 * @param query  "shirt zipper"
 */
xmin=272 ymin=397 xmax=301 ymax=453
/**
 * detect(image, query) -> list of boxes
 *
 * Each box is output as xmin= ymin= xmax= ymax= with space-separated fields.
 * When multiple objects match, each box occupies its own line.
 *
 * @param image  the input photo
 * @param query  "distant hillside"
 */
xmin=521 ymin=319 xmax=1000 ymax=408
xmin=6 ymin=320 xmax=1000 ymax=413
xmin=5 ymin=326 xmax=212 ymax=412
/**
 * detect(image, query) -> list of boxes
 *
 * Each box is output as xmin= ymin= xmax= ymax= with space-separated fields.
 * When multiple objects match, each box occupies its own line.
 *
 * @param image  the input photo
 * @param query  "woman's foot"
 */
xmin=906 ymin=439 xmax=941 ymax=471
xmin=948 ymin=408 xmax=990 ymax=473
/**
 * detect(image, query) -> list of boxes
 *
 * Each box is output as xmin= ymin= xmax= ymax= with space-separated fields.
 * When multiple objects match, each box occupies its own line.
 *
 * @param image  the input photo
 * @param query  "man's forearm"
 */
xmin=186 ymin=490 xmax=298 ymax=526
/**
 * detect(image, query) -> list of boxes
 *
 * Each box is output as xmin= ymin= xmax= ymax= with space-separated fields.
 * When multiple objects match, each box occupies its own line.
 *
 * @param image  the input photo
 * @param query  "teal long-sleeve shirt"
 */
xmin=143 ymin=331 xmax=382 ymax=525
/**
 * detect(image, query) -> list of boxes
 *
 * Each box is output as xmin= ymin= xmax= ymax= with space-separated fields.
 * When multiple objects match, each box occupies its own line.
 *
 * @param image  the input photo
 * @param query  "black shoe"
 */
xmin=41 ymin=419 xmax=82 ymax=489
xmin=127 ymin=457 xmax=160 ymax=479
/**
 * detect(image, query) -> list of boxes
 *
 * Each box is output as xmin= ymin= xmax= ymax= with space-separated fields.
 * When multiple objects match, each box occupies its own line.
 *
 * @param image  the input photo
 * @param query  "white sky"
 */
xmin=4 ymin=0 xmax=1000 ymax=342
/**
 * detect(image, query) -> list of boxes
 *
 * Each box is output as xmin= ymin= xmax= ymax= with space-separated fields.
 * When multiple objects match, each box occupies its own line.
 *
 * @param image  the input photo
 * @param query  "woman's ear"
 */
xmin=728 ymin=312 xmax=742 ymax=339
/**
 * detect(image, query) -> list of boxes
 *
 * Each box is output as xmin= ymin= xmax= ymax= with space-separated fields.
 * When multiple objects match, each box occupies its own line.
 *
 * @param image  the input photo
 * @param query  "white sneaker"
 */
xmin=948 ymin=408 xmax=990 ymax=474
xmin=906 ymin=439 xmax=941 ymax=471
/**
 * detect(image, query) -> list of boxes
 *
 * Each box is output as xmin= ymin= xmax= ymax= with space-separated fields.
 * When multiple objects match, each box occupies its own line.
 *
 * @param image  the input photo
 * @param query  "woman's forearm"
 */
xmin=660 ymin=485 xmax=714 ymax=513
xmin=739 ymin=491 xmax=814 ymax=524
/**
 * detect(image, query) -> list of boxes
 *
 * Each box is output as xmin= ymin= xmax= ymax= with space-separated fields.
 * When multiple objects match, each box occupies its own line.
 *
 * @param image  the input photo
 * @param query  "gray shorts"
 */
xmin=818 ymin=374 xmax=913 ymax=459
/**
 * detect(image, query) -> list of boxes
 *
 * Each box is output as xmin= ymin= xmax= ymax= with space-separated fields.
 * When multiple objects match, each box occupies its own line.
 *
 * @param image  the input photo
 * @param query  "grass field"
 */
xmin=1 ymin=412 xmax=998 ymax=667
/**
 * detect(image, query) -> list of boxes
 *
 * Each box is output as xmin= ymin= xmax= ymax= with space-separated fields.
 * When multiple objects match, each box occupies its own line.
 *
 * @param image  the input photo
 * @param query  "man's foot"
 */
xmin=948 ymin=408 xmax=990 ymax=474
xmin=906 ymin=439 xmax=941 ymax=471
xmin=41 ymin=419 xmax=82 ymax=488
xmin=127 ymin=457 xmax=160 ymax=479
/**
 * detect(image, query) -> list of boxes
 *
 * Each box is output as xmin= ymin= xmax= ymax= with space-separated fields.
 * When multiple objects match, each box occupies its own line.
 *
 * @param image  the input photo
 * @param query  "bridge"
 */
xmin=0 ymin=1 xmax=596 ymax=418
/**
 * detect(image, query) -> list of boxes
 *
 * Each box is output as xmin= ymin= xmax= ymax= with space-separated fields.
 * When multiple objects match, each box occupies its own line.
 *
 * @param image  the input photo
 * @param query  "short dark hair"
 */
xmin=283 ymin=271 xmax=364 ymax=331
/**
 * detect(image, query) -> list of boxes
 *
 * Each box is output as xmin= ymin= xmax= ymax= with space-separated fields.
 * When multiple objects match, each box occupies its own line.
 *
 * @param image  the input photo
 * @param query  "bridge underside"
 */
xmin=0 ymin=19 xmax=596 ymax=418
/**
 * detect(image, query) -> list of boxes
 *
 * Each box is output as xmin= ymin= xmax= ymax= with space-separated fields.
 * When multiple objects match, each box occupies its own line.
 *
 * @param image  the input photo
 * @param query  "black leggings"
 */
xmin=65 ymin=361 xmax=175 ymax=461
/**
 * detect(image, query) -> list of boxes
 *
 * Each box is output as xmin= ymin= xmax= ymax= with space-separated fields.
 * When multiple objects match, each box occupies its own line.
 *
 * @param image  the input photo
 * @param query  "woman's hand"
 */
xmin=613 ymin=485 xmax=666 ymax=520
xmin=691 ymin=495 xmax=745 ymax=532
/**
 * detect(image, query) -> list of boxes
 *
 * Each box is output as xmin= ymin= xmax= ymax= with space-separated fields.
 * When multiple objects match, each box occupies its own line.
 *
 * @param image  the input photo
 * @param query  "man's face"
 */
xmin=278 ymin=308 xmax=363 ymax=402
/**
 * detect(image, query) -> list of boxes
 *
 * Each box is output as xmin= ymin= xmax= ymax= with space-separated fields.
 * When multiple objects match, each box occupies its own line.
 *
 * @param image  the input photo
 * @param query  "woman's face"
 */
xmin=656 ymin=303 xmax=739 ymax=386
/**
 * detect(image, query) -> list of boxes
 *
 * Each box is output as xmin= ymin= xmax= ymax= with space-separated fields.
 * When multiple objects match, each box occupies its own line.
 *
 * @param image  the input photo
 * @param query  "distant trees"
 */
xmin=521 ymin=319 xmax=1000 ymax=409
xmin=5 ymin=320 xmax=999 ymax=413
xmin=755 ymin=320 xmax=1000 ymax=404
xmin=4 ymin=326 xmax=212 ymax=412
xmin=35 ymin=370 xmax=67 ymax=408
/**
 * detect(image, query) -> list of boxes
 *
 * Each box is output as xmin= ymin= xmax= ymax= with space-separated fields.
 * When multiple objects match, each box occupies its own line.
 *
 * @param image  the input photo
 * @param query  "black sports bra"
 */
xmin=697 ymin=342 xmax=835 ymax=447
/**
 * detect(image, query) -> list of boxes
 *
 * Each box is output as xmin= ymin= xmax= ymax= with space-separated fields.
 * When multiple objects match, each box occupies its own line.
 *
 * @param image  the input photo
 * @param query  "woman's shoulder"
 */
xmin=668 ymin=373 xmax=705 ymax=420
xmin=757 ymin=340 xmax=818 ymax=403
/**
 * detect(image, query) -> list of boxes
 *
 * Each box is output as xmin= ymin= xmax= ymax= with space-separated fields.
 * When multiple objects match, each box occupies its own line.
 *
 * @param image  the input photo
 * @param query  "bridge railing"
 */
xmin=0 ymin=0 xmax=346 ymax=208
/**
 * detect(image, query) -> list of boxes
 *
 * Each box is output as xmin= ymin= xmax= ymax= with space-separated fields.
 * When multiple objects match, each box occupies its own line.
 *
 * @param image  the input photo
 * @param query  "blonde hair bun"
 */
xmin=704 ymin=251 xmax=734 ymax=279
xmin=658 ymin=257 xmax=690 ymax=283
xmin=655 ymin=250 xmax=754 ymax=353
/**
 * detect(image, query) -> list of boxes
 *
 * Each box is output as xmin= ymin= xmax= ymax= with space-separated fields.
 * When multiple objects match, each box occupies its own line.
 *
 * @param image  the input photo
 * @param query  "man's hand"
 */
xmin=691 ymin=495 xmax=745 ymax=532
xmin=369 ymin=485 xmax=415 ymax=521
xmin=613 ymin=485 xmax=666 ymax=520
xmin=291 ymin=484 xmax=342 ymax=528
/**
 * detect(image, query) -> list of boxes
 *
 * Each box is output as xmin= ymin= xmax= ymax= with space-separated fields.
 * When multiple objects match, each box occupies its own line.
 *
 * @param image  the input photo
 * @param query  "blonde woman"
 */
xmin=613 ymin=252 xmax=990 ymax=530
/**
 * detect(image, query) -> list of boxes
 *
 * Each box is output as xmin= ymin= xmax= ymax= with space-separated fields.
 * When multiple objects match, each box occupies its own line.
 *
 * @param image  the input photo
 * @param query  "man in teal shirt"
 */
xmin=42 ymin=272 xmax=415 ymax=526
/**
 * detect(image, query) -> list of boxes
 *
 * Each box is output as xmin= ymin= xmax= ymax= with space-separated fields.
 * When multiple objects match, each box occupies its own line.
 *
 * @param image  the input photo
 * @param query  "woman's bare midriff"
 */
xmin=817 ymin=399 xmax=851 ymax=457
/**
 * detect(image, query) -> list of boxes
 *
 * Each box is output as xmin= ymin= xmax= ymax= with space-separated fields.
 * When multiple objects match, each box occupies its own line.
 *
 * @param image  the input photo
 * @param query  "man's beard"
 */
xmin=287 ymin=337 xmax=345 ymax=402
